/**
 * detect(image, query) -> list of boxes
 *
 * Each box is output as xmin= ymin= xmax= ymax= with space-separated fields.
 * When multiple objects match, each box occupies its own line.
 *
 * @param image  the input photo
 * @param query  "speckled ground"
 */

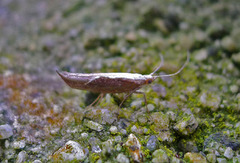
xmin=0 ymin=0 xmax=240 ymax=162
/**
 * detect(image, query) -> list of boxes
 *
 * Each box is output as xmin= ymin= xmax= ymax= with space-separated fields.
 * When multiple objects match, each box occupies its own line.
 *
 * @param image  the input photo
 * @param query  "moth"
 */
xmin=57 ymin=53 xmax=189 ymax=108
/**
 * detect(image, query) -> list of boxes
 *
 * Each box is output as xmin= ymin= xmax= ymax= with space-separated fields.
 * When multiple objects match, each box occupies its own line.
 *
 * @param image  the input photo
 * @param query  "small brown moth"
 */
xmin=57 ymin=52 xmax=189 ymax=108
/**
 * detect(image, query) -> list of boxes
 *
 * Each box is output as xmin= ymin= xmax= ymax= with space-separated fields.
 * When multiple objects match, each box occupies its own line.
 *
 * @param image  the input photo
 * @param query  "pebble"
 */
xmin=16 ymin=151 xmax=27 ymax=163
xmin=0 ymin=124 xmax=13 ymax=139
xmin=224 ymin=147 xmax=234 ymax=159
xmin=146 ymin=135 xmax=159 ymax=152
xmin=150 ymin=112 xmax=171 ymax=141
xmin=109 ymin=126 xmax=118 ymax=135
xmin=152 ymin=149 xmax=169 ymax=163
xmin=116 ymin=153 xmax=130 ymax=163
xmin=32 ymin=160 xmax=42 ymax=163
xmin=52 ymin=140 xmax=86 ymax=161
xmin=206 ymin=153 xmax=216 ymax=163
xmin=83 ymin=119 xmax=103 ymax=132
xmin=216 ymin=158 xmax=227 ymax=163
xmin=184 ymin=152 xmax=207 ymax=163
xmin=125 ymin=134 xmax=143 ymax=162
xmin=199 ymin=92 xmax=221 ymax=111
xmin=174 ymin=109 xmax=198 ymax=135
xmin=102 ymin=139 xmax=113 ymax=155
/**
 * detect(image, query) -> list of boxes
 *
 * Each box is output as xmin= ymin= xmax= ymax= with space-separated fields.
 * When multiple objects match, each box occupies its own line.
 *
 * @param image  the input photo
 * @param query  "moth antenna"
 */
xmin=153 ymin=51 xmax=190 ymax=78
xmin=150 ymin=54 xmax=164 ymax=76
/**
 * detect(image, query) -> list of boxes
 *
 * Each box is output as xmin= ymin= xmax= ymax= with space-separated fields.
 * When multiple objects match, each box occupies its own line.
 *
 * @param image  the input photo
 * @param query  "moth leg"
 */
xmin=119 ymin=92 xmax=133 ymax=108
xmin=119 ymin=87 xmax=141 ymax=108
xmin=88 ymin=93 xmax=104 ymax=107
xmin=134 ymin=91 xmax=148 ymax=110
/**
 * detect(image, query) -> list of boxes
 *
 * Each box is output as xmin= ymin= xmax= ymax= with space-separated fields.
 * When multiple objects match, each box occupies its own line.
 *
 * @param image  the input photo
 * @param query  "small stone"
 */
xmin=83 ymin=119 xmax=103 ymax=132
xmin=147 ymin=104 xmax=155 ymax=112
xmin=52 ymin=140 xmax=86 ymax=161
xmin=199 ymin=92 xmax=221 ymax=111
xmin=206 ymin=153 xmax=216 ymax=163
xmin=116 ymin=153 xmax=130 ymax=163
xmin=146 ymin=135 xmax=159 ymax=152
xmin=230 ymin=85 xmax=239 ymax=94
xmin=32 ymin=160 xmax=42 ymax=163
xmin=152 ymin=149 xmax=169 ymax=163
xmin=224 ymin=147 xmax=234 ymax=159
xmin=137 ymin=115 xmax=148 ymax=126
xmin=125 ymin=134 xmax=143 ymax=162
xmin=171 ymin=157 xmax=181 ymax=163
xmin=216 ymin=158 xmax=227 ymax=163
xmin=184 ymin=152 xmax=207 ymax=163
xmin=152 ymin=84 xmax=167 ymax=98
xmin=221 ymin=36 xmax=237 ymax=53
xmin=0 ymin=124 xmax=13 ymax=139
xmin=81 ymin=132 xmax=88 ymax=138
xmin=195 ymin=49 xmax=208 ymax=61
xmin=150 ymin=112 xmax=171 ymax=142
xmin=125 ymin=32 xmax=137 ymax=42
xmin=166 ymin=111 xmax=176 ymax=121
xmin=174 ymin=109 xmax=198 ymax=135
xmin=102 ymin=139 xmax=113 ymax=155
xmin=16 ymin=151 xmax=27 ymax=163
xmin=5 ymin=149 xmax=16 ymax=160
xmin=12 ymin=140 xmax=26 ymax=149
xmin=109 ymin=126 xmax=118 ymax=135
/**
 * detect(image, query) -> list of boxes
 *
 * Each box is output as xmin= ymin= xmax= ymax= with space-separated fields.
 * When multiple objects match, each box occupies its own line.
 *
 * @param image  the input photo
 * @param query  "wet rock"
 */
xmin=199 ymin=92 xmax=221 ymax=111
xmin=0 ymin=124 xmax=13 ymax=139
xmin=52 ymin=140 xmax=87 ymax=161
xmin=184 ymin=152 xmax=207 ymax=163
xmin=125 ymin=134 xmax=143 ymax=163
xmin=152 ymin=149 xmax=169 ymax=163
xmin=146 ymin=135 xmax=159 ymax=152
xmin=16 ymin=151 xmax=27 ymax=163
xmin=83 ymin=119 xmax=104 ymax=132
xmin=223 ymin=147 xmax=234 ymax=159
xmin=150 ymin=112 xmax=171 ymax=142
xmin=109 ymin=126 xmax=118 ymax=135
xmin=206 ymin=153 xmax=216 ymax=163
xmin=204 ymin=133 xmax=240 ymax=151
xmin=216 ymin=158 xmax=227 ymax=163
xmin=174 ymin=109 xmax=198 ymax=135
xmin=116 ymin=153 xmax=130 ymax=163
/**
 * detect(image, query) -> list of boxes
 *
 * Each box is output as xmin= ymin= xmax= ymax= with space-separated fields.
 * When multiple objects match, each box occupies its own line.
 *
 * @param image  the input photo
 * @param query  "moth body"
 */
xmin=57 ymin=71 xmax=155 ymax=93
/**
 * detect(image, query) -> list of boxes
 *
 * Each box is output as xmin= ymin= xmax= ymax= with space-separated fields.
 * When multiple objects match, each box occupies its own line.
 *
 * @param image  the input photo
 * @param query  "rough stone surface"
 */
xmin=83 ymin=119 xmax=103 ymax=132
xmin=152 ymin=149 xmax=169 ymax=163
xmin=16 ymin=151 xmax=27 ymax=163
xmin=150 ymin=112 xmax=171 ymax=141
xmin=125 ymin=134 xmax=143 ymax=163
xmin=184 ymin=152 xmax=207 ymax=163
xmin=146 ymin=135 xmax=159 ymax=152
xmin=174 ymin=109 xmax=198 ymax=135
xmin=116 ymin=153 xmax=130 ymax=163
xmin=223 ymin=147 xmax=234 ymax=159
xmin=0 ymin=124 xmax=13 ymax=139
xmin=52 ymin=140 xmax=86 ymax=161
